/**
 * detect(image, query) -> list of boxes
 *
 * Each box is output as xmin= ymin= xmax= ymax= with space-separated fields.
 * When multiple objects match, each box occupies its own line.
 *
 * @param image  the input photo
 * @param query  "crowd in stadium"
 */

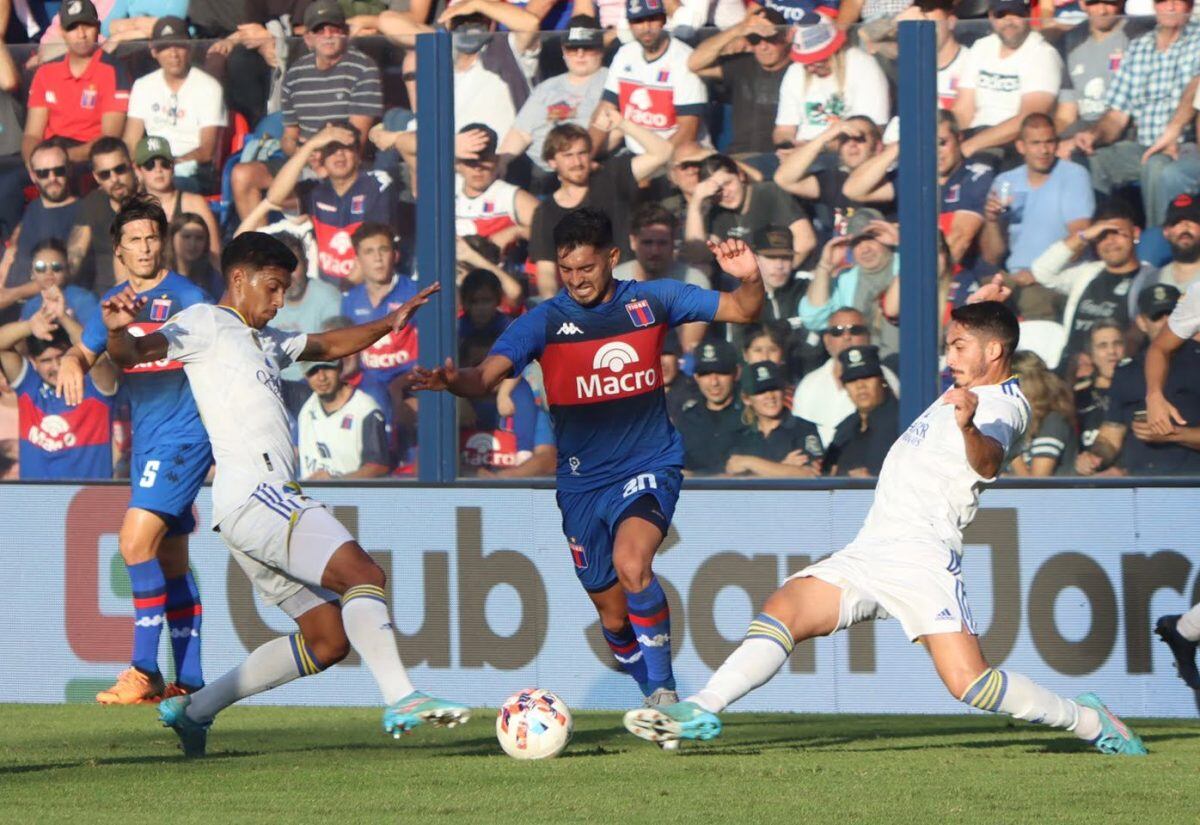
xmin=0 ymin=0 xmax=1198 ymax=481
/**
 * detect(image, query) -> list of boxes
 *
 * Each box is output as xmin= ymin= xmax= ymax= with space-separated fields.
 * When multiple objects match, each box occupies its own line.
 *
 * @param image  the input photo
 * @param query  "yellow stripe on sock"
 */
xmin=343 ymin=584 xmax=387 ymax=605
xmin=747 ymin=621 xmax=794 ymax=654
xmin=971 ymin=671 xmax=1001 ymax=711
xmin=295 ymin=633 xmax=319 ymax=676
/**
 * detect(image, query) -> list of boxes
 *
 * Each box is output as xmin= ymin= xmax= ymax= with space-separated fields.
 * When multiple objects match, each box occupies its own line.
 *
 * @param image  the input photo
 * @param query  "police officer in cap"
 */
xmin=725 ymin=360 xmax=824 ymax=477
xmin=825 ymin=345 xmax=899 ymax=476
xmin=677 ymin=339 xmax=744 ymax=475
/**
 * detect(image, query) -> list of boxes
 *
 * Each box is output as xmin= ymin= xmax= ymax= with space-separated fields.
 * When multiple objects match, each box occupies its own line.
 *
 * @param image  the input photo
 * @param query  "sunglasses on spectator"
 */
xmin=140 ymin=158 xmax=173 ymax=171
xmin=33 ymin=260 xmax=65 ymax=274
xmin=33 ymin=165 xmax=67 ymax=180
xmin=827 ymin=324 xmax=869 ymax=337
xmin=746 ymin=33 xmax=784 ymax=45
xmin=95 ymin=162 xmax=130 ymax=181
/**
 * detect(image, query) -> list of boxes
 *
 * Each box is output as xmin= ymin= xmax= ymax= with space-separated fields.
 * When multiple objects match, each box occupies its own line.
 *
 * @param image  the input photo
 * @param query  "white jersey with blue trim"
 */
xmin=1168 ymin=281 xmax=1200 ymax=341
xmin=158 ymin=303 xmax=309 ymax=525
xmin=856 ymin=378 xmax=1030 ymax=551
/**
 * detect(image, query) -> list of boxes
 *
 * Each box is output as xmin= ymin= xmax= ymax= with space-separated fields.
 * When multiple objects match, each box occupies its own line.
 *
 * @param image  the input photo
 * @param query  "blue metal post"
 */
xmin=897 ymin=21 xmax=939 ymax=429
xmin=415 ymin=30 xmax=457 ymax=482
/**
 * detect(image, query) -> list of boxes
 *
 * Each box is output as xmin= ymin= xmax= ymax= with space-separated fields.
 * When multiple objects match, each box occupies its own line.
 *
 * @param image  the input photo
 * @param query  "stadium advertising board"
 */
xmin=2 ymin=485 xmax=1197 ymax=716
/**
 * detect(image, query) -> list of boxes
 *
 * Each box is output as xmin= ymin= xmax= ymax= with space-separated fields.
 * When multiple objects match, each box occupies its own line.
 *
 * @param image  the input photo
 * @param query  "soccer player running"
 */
xmin=1144 ymin=281 xmax=1200 ymax=689
xmin=625 ymin=293 xmax=1148 ymax=756
xmin=57 ymin=194 xmax=212 ymax=704
xmin=96 ymin=232 xmax=467 ymax=757
xmin=412 ymin=208 xmax=765 ymax=732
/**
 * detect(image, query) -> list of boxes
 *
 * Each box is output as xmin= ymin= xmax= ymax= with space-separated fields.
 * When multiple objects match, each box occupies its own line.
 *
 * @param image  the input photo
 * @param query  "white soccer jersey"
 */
xmin=856 ymin=378 xmax=1030 ymax=551
xmin=158 ymin=303 xmax=308 ymax=525
xmin=603 ymin=37 xmax=707 ymax=154
xmin=298 ymin=388 xmax=386 ymax=478
xmin=1168 ymin=281 xmax=1200 ymax=340
xmin=455 ymin=176 xmax=520 ymax=239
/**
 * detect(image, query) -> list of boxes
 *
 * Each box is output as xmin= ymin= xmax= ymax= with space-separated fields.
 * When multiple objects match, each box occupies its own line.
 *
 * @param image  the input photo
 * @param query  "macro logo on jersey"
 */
xmin=361 ymin=303 xmax=417 ymax=373
xmin=21 ymin=405 xmax=108 ymax=453
xmin=461 ymin=429 xmax=520 ymax=468
xmin=17 ymin=372 xmax=113 ymax=480
xmin=542 ymin=325 xmax=665 ymax=406
xmin=618 ymin=82 xmax=676 ymax=130
xmin=309 ymin=171 xmax=392 ymax=281
xmin=125 ymin=322 xmax=184 ymax=373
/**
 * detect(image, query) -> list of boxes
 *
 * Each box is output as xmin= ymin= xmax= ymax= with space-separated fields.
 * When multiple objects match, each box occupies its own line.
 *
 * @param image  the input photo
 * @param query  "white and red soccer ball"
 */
xmin=495 ymin=689 xmax=573 ymax=760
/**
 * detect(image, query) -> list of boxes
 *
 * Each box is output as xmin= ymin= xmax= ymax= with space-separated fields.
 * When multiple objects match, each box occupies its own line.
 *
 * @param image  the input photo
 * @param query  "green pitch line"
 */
xmin=0 ymin=705 xmax=1195 ymax=825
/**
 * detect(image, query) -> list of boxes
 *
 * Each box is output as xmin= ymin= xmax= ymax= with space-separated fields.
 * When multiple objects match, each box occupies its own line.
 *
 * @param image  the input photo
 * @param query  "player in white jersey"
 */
xmin=1145 ymin=281 xmax=1200 ymax=689
xmin=96 ymin=232 xmax=467 ymax=757
xmin=625 ymin=296 xmax=1147 ymax=756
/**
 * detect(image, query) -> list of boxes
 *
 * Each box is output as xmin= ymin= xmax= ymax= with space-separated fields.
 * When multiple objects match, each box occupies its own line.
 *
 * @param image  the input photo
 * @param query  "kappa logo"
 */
xmin=636 ymin=632 xmax=670 ymax=648
xmin=557 ymin=322 xmax=584 ymax=336
xmin=593 ymin=341 xmax=639 ymax=373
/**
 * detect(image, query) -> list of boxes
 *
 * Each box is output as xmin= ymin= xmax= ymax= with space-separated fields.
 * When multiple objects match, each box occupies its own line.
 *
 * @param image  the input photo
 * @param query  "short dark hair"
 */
xmin=461 ymin=234 xmax=500 ymax=265
xmin=351 ymin=221 xmax=395 ymax=250
xmin=698 ymin=153 xmax=741 ymax=181
xmin=275 ymin=233 xmax=308 ymax=268
xmin=90 ymin=136 xmax=129 ymax=163
xmin=1092 ymin=197 xmax=1140 ymax=227
xmin=461 ymin=268 xmax=502 ymax=300
xmin=936 ymin=109 xmax=960 ymax=138
xmin=221 ymin=231 xmax=298 ymax=279
xmin=111 ymin=192 xmax=168 ymax=247
xmin=321 ymin=119 xmax=361 ymax=150
xmin=949 ymin=301 xmax=1020 ymax=358
xmin=27 ymin=327 xmax=72 ymax=358
xmin=30 ymin=138 xmax=68 ymax=164
xmin=554 ymin=207 xmax=613 ymax=254
xmin=31 ymin=237 xmax=67 ymax=259
xmin=844 ymin=115 xmax=881 ymax=142
xmin=1019 ymin=112 xmax=1055 ymax=137
xmin=631 ymin=202 xmax=676 ymax=236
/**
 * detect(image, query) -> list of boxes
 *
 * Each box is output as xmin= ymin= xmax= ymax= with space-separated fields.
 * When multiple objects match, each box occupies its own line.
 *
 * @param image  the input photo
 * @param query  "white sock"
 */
xmin=687 ymin=614 xmax=794 ymax=713
xmin=186 ymin=634 xmax=317 ymax=723
xmin=341 ymin=584 xmax=414 ymax=705
xmin=1176 ymin=605 xmax=1200 ymax=642
xmin=961 ymin=668 xmax=1101 ymax=741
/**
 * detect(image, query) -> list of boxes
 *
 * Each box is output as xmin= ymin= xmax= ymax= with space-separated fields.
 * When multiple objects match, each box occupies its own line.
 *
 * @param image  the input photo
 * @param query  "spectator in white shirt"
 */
xmin=297 ymin=361 xmax=391 ymax=480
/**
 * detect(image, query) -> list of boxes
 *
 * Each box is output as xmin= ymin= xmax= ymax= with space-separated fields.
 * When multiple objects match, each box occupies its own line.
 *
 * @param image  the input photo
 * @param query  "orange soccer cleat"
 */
xmin=161 ymin=682 xmax=197 ymax=700
xmin=96 ymin=667 xmax=166 ymax=705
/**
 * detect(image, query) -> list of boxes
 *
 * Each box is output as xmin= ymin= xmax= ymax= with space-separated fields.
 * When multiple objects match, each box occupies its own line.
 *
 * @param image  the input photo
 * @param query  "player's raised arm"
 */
xmin=943 ymin=387 xmax=1006 ymax=478
xmin=102 ymin=285 xmax=169 ymax=369
xmin=301 ymin=283 xmax=440 ymax=362
xmin=709 ymin=238 xmax=765 ymax=325
xmin=411 ymin=353 xmax=516 ymax=398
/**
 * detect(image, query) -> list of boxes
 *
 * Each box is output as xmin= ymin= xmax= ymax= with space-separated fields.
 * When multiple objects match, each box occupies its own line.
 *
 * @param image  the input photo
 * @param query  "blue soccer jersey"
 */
xmin=490 ymin=278 xmax=719 ymax=492
xmin=81 ymin=271 xmax=211 ymax=447
xmin=342 ymin=275 xmax=421 ymax=386
xmin=15 ymin=361 xmax=114 ymax=479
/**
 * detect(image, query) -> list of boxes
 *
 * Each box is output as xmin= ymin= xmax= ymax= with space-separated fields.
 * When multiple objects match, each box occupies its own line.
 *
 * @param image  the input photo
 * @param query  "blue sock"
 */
xmin=166 ymin=573 xmax=204 ymax=689
xmin=602 ymin=623 xmax=650 ymax=693
xmin=626 ymin=577 xmax=674 ymax=693
xmin=127 ymin=559 xmax=166 ymax=676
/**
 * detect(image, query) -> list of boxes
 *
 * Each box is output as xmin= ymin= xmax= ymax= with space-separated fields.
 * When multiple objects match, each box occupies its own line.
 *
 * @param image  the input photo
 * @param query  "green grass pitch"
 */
xmin=1 ymin=705 xmax=1196 ymax=824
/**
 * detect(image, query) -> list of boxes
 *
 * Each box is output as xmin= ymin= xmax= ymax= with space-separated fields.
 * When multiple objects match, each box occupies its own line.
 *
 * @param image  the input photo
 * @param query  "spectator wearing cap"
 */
xmin=677 ymin=339 xmax=745 ymax=475
xmin=261 ymin=122 xmax=397 ymax=286
xmin=1150 ymin=194 xmax=1200 ymax=292
xmin=270 ymin=235 xmax=343 ymax=416
xmin=100 ymin=0 xmax=188 ymax=45
xmin=455 ymin=123 xmax=538 ymax=252
xmin=751 ymin=224 xmax=809 ymax=325
xmin=1074 ymin=319 xmax=1126 ymax=452
xmin=782 ymin=115 xmax=890 ymax=243
xmin=866 ymin=0 xmax=966 ymax=110
xmin=725 ymin=360 xmax=823 ymax=477
xmin=1030 ymin=198 xmax=1156 ymax=360
xmin=1054 ymin=0 xmax=1132 ymax=152
xmin=688 ymin=6 xmax=792 ymax=162
xmin=0 ymin=141 xmax=81 ymax=304
xmin=297 ymin=360 xmax=391 ymax=480
xmin=1075 ymin=0 xmax=1200 ymax=228
xmin=824 ymin=344 xmax=897 ymax=476
xmin=1008 ymin=351 xmax=1077 ymax=476
xmin=662 ymin=328 xmax=701 ymax=424
xmin=499 ymin=15 xmax=608 ymax=192
xmin=792 ymin=305 xmax=899 ymax=446
xmin=22 ymin=0 xmax=130 ymax=165
xmin=133 ymin=136 xmax=221 ymax=261
xmin=591 ymin=0 xmax=709 ymax=156
xmin=688 ymin=153 xmax=816 ymax=269
xmin=123 ymin=17 xmax=227 ymax=195
xmin=952 ymin=0 xmax=1062 ymax=163
xmin=773 ymin=18 xmax=890 ymax=148
xmin=527 ymin=120 xmax=673 ymax=300
xmin=846 ymin=110 xmax=990 ymax=266
xmin=799 ymin=209 xmax=900 ymax=358
xmin=739 ymin=322 xmax=800 ymax=406
xmin=981 ymin=113 xmax=1094 ymax=283
xmin=1077 ymin=282 xmax=1200 ymax=475
xmin=66 ymin=137 xmax=136 ymax=293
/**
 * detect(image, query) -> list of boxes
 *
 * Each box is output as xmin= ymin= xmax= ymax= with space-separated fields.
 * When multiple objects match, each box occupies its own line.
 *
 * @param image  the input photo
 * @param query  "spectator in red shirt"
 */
xmin=21 ymin=0 xmax=129 ymax=165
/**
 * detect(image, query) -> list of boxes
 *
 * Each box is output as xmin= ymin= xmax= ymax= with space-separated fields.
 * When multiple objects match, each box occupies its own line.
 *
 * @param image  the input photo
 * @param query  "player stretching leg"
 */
xmin=626 ymin=297 xmax=1147 ymax=756
xmin=413 ymin=209 xmax=764 ymax=739
xmin=98 ymin=233 xmax=467 ymax=757
xmin=1144 ymin=277 xmax=1200 ymax=689
xmin=58 ymin=194 xmax=212 ymax=704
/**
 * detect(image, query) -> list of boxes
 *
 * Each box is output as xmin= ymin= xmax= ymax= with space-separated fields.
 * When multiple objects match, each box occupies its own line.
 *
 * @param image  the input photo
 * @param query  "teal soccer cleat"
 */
xmin=158 ymin=695 xmax=210 ymax=758
xmin=383 ymin=691 xmax=472 ymax=738
xmin=624 ymin=700 xmax=722 ymax=745
xmin=1076 ymin=692 xmax=1148 ymax=756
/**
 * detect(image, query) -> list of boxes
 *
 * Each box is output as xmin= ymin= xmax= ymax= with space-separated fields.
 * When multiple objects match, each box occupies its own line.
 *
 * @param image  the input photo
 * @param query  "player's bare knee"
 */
xmin=310 ymin=632 xmax=350 ymax=667
xmin=947 ymin=665 xmax=989 ymax=702
xmin=612 ymin=547 xmax=652 ymax=592
xmin=597 ymin=607 xmax=629 ymax=634
xmin=118 ymin=527 xmax=157 ymax=564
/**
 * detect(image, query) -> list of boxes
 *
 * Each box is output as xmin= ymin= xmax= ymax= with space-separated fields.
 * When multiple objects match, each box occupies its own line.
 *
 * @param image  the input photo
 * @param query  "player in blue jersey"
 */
xmin=413 ymin=208 xmax=765 ymax=725
xmin=57 ymin=194 xmax=213 ymax=704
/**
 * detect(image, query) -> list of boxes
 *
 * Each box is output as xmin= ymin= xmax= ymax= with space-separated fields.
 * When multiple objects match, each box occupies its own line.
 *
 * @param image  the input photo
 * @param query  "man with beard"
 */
xmin=1030 ymin=199 xmax=1156 ymax=360
xmin=0 ymin=141 xmax=80 ymax=315
xmin=1149 ymin=194 xmax=1200 ymax=293
xmin=67 ymin=138 xmax=137 ymax=294
xmin=1054 ymin=0 xmax=1131 ymax=152
xmin=297 ymin=361 xmax=390 ymax=480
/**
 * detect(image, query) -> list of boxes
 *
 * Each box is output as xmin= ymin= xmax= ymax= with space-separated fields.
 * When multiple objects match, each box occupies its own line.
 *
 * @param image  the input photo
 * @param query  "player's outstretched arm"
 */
xmin=943 ymin=387 xmax=1005 ymax=478
xmin=303 ymin=283 xmax=440 ymax=362
xmin=102 ymin=286 xmax=169 ymax=369
xmin=1145 ymin=325 xmax=1188 ymax=436
xmin=710 ymin=238 xmax=765 ymax=325
xmin=411 ymin=353 xmax=515 ymax=398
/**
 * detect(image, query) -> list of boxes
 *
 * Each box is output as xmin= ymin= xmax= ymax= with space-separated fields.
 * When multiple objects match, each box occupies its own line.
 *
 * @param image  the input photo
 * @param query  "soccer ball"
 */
xmin=495 ymin=688 xmax=573 ymax=760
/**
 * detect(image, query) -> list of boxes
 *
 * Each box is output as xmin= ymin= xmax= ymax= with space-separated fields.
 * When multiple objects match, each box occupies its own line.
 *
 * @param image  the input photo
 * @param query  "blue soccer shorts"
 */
xmin=129 ymin=441 xmax=213 ymax=537
xmin=555 ymin=467 xmax=683 ymax=593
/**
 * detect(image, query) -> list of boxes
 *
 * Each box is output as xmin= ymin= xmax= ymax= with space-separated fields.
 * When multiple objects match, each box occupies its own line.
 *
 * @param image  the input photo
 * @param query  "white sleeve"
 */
xmin=1168 ymin=282 xmax=1200 ymax=340
xmin=775 ymin=65 xmax=803 ymax=127
xmin=1018 ymin=43 xmax=1063 ymax=96
xmin=672 ymin=53 xmax=708 ymax=107
xmin=198 ymin=72 xmax=229 ymax=128
xmin=956 ymin=44 xmax=979 ymax=91
xmin=261 ymin=326 xmax=309 ymax=369
xmin=974 ymin=391 xmax=1027 ymax=456
xmin=604 ymin=51 xmax=621 ymax=96
xmin=158 ymin=304 xmax=215 ymax=363
xmin=126 ymin=78 xmax=150 ymax=121
xmin=846 ymin=49 xmax=890 ymax=125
